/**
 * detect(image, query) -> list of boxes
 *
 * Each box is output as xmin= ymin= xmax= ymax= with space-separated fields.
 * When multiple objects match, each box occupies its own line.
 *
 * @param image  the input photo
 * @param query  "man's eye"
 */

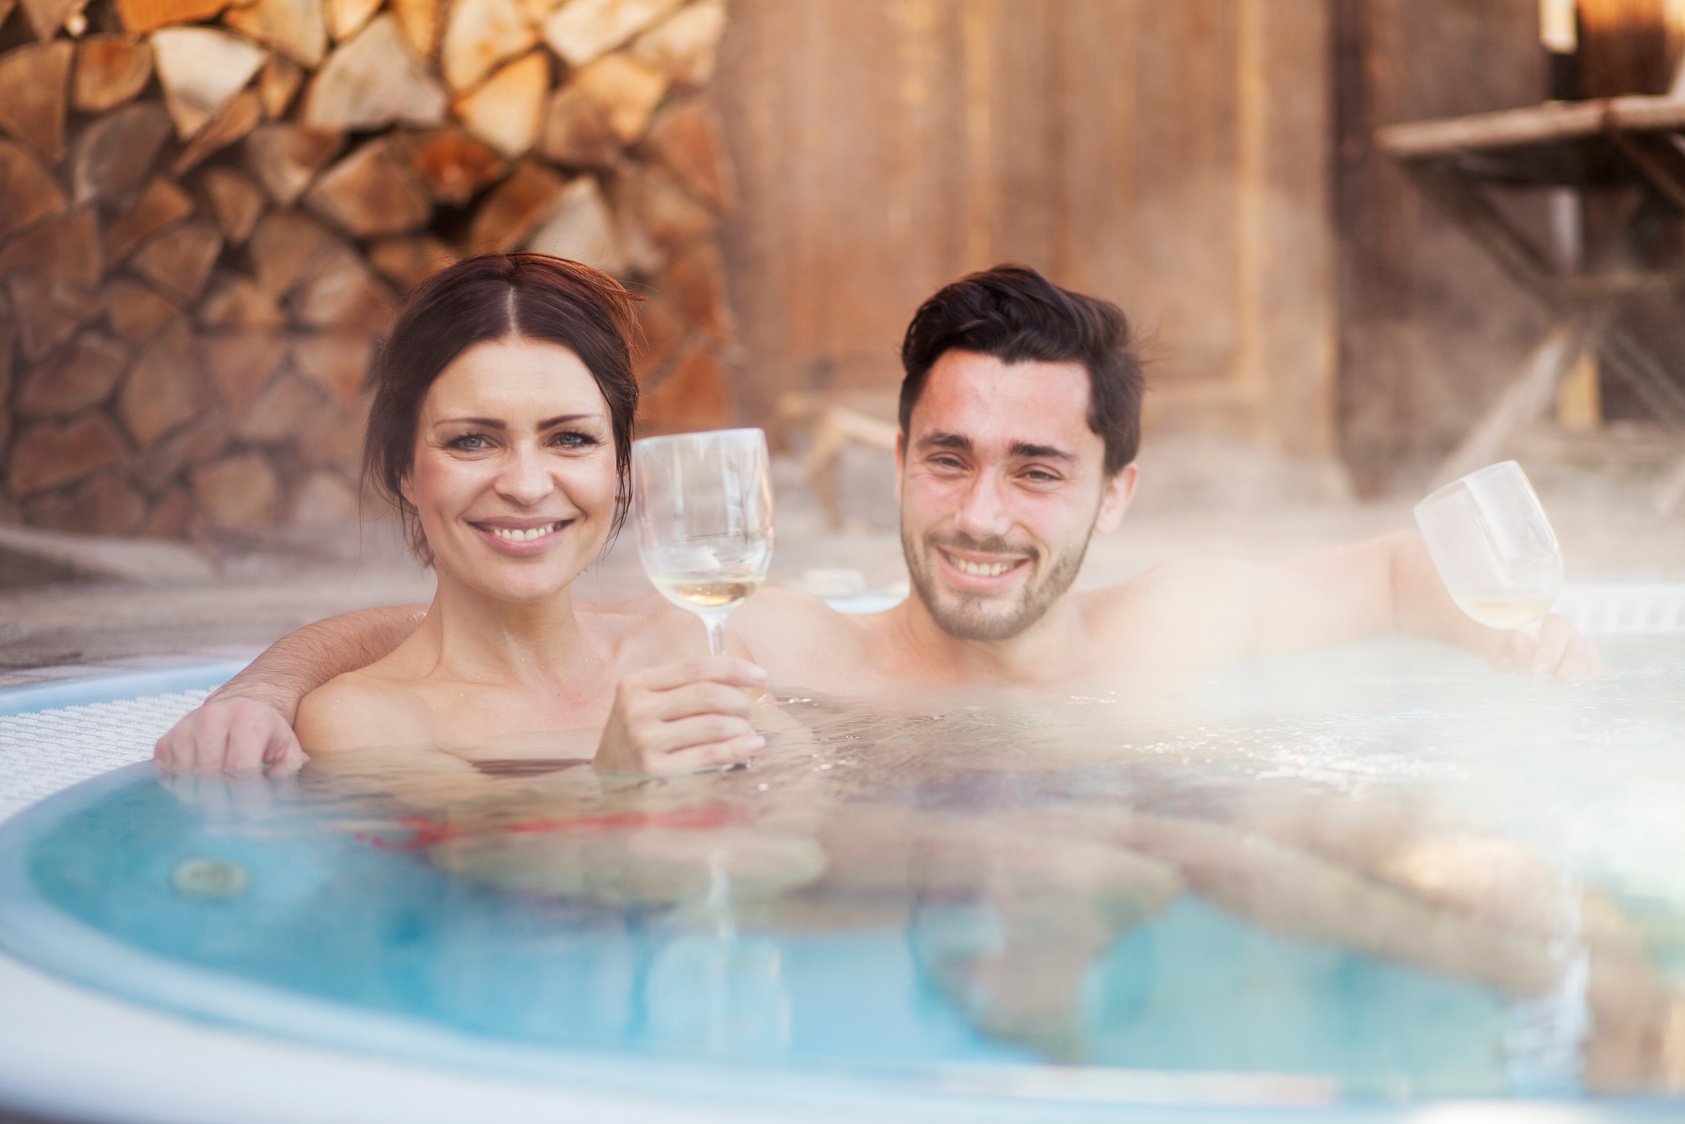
xmin=929 ymin=455 xmax=964 ymax=470
xmin=1021 ymin=469 xmax=1061 ymax=485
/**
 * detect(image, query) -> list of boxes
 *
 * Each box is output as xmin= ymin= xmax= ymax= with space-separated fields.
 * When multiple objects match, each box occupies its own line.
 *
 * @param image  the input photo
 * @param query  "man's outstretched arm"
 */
xmin=1264 ymin=530 xmax=1600 ymax=680
xmin=154 ymin=605 xmax=427 ymax=774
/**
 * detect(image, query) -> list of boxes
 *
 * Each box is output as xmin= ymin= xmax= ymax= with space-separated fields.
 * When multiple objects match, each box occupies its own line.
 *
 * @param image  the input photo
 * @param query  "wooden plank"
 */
xmin=105 ymin=277 xmax=180 ymax=344
xmin=403 ymin=127 xmax=507 ymax=206
xmin=201 ymin=166 xmax=266 ymax=245
xmin=303 ymin=135 xmax=433 ymax=237
xmin=440 ymin=0 xmax=536 ymax=92
xmin=0 ymin=206 xmax=101 ymax=285
xmin=303 ymin=15 xmax=448 ymax=131
xmin=0 ymin=138 xmax=65 ymax=242
xmin=223 ymin=0 xmax=328 ymax=68
xmin=0 ymin=40 xmax=72 ymax=163
xmin=538 ymin=83 xmax=621 ymax=168
xmin=173 ymin=87 xmax=264 ymax=174
xmin=151 ymin=26 xmax=266 ymax=140
xmin=114 ymin=0 xmax=227 ymax=34
xmin=245 ymin=122 xmax=344 ymax=206
xmin=368 ymin=235 xmax=456 ymax=290
xmin=328 ymin=0 xmax=380 ymax=42
xmin=465 ymin=159 xmax=567 ymax=251
xmin=291 ymin=329 xmax=373 ymax=405
xmin=73 ymin=35 xmax=154 ymax=113
xmin=259 ymin=54 xmax=305 ymax=118
xmin=248 ymin=209 xmax=337 ymax=298
xmin=453 ymin=49 xmax=549 ymax=158
xmin=17 ymin=0 xmax=80 ymax=39
xmin=290 ymin=243 xmax=394 ymax=329
xmin=1434 ymin=321 xmax=1594 ymax=482
xmin=130 ymin=217 xmax=223 ymax=302
xmin=106 ymin=175 xmax=195 ymax=265
xmin=572 ymin=52 xmax=669 ymax=143
xmin=390 ymin=0 xmax=441 ymax=60
xmin=629 ymin=0 xmax=726 ymax=87
xmin=70 ymin=100 xmax=173 ymax=205
xmin=541 ymin=0 xmax=680 ymax=67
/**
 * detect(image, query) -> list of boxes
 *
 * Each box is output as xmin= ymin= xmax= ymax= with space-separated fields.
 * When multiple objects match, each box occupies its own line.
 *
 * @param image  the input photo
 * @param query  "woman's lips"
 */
xmin=471 ymin=519 xmax=572 ymax=553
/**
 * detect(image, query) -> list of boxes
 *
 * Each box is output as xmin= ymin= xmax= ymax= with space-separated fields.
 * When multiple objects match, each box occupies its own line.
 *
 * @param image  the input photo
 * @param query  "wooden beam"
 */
xmin=0 ymin=40 xmax=72 ymax=163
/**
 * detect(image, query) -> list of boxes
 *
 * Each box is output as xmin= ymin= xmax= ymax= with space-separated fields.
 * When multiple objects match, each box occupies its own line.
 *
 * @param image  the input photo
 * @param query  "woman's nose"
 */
xmin=494 ymin=446 xmax=553 ymax=504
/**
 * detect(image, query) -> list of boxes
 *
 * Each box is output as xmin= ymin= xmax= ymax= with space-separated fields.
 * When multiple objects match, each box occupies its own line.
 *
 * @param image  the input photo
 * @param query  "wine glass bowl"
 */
xmin=1414 ymin=460 xmax=1564 ymax=631
xmin=633 ymin=429 xmax=775 ymax=654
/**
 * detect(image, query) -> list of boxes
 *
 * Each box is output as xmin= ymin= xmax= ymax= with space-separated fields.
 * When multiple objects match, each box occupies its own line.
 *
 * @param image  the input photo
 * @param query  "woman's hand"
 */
xmin=594 ymin=656 xmax=769 ymax=774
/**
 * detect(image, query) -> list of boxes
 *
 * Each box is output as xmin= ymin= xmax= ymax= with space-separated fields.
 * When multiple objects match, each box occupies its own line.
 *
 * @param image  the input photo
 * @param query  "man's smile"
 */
xmin=932 ymin=543 xmax=1033 ymax=588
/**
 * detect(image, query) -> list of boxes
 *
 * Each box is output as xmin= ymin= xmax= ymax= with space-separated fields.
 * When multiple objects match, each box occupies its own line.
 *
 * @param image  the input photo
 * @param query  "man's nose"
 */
xmin=954 ymin=473 xmax=1012 ymax=537
xmin=495 ymin=446 xmax=553 ymax=504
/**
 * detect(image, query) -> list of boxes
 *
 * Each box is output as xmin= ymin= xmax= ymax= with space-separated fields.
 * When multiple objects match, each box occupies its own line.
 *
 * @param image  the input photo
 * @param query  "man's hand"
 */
xmin=595 ymin=656 xmax=768 ymax=774
xmin=1489 ymin=612 xmax=1604 ymax=682
xmin=153 ymin=695 xmax=306 ymax=775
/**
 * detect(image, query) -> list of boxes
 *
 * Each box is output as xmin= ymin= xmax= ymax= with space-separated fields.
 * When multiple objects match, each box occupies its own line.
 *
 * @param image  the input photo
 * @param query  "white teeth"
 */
xmin=948 ymin=555 xmax=1014 ymax=577
xmin=490 ymin=522 xmax=560 ymax=543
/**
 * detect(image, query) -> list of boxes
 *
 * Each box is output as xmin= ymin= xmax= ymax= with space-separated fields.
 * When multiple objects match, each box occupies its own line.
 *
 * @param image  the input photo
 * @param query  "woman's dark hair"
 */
xmin=898 ymin=264 xmax=1144 ymax=476
xmin=365 ymin=252 xmax=640 ymax=564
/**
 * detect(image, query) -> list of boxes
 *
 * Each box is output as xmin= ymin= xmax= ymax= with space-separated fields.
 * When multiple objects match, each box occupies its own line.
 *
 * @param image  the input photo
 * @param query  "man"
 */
xmin=155 ymin=264 xmax=1598 ymax=772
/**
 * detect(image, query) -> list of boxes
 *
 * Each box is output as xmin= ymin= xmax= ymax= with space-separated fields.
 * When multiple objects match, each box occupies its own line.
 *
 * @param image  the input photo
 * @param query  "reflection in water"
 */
xmin=6 ymin=637 xmax=1685 ymax=1100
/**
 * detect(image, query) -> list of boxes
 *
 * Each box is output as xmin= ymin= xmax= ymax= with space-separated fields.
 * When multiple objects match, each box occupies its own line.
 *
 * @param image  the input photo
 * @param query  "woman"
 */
xmin=294 ymin=252 xmax=767 ymax=775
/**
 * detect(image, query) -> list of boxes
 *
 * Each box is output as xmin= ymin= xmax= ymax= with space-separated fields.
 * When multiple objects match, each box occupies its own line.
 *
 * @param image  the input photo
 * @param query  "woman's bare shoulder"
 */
xmin=296 ymin=666 xmax=429 ymax=753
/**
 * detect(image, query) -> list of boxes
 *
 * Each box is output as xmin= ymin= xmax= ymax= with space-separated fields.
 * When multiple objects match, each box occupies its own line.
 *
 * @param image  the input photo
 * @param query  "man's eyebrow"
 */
xmin=1010 ymin=442 xmax=1076 ymax=462
xmin=915 ymin=431 xmax=973 ymax=452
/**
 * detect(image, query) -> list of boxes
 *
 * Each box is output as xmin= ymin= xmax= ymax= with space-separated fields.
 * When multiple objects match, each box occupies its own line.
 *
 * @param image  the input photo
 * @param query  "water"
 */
xmin=2 ymin=636 xmax=1683 ymax=1106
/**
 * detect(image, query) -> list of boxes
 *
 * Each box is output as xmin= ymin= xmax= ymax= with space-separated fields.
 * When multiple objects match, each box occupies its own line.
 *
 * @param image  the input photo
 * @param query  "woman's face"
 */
xmin=402 ymin=337 xmax=620 ymax=603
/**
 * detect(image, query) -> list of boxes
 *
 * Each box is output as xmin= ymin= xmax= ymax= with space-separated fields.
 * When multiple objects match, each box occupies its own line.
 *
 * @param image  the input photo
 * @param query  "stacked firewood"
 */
xmin=0 ymin=0 xmax=734 ymax=543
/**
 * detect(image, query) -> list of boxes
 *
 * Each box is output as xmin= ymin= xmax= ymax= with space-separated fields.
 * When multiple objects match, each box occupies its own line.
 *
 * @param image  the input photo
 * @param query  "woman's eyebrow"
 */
xmin=432 ymin=413 xmax=606 ymax=428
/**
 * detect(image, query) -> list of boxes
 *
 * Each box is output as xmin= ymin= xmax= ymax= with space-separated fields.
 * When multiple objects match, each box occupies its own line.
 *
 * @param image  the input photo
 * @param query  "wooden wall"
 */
xmin=713 ymin=0 xmax=1339 ymax=463
xmin=1332 ymin=0 xmax=1555 ymax=493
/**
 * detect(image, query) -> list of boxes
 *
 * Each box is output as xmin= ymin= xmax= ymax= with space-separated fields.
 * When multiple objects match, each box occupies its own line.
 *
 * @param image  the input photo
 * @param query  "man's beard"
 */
xmin=902 ymin=525 xmax=1094 ymax=642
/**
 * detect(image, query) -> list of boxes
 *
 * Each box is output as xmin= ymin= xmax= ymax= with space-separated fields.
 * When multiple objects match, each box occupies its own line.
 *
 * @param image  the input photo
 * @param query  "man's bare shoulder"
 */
xmin=1082 ymin=556 xmax=1269 ymax=672
xmin=731 ymin=586 xmax=875 ymax=685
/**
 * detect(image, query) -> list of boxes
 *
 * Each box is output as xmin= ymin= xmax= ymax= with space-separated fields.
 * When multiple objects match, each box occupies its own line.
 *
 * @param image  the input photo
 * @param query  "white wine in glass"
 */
xmin=633 ymin=429 xmax=775 ymax=654
xmin=1414 ymin=460 xmax=1564 ymax=631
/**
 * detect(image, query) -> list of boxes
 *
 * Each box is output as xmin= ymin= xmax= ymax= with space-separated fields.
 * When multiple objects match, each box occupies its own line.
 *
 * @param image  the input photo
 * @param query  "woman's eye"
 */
xmin=550 ymin=431 xmax=599 ymax=449
xmin=448 ymin=433 xmax=491 ymax=451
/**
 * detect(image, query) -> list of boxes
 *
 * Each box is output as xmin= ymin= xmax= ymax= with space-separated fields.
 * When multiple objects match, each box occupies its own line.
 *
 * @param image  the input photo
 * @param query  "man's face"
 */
xmin=896 ymin=350 xmax=1135 ymax=642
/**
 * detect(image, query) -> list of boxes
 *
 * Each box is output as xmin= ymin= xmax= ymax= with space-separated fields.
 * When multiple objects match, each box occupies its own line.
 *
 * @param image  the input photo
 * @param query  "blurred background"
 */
xmin=1 ymin=0 xmax=1684 ymax=588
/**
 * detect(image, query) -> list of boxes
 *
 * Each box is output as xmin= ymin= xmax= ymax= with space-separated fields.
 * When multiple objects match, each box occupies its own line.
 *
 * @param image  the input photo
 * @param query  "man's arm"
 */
xmin=1260 ymin=530 xmax=1600 ymax=679
xmin=153 ymin=605 xmax=426 ymax=774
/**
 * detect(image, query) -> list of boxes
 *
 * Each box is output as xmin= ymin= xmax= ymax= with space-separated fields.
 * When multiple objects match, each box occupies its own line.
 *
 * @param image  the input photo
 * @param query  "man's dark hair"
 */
xmin=898 ymin=264 xmax=1144 ymax=476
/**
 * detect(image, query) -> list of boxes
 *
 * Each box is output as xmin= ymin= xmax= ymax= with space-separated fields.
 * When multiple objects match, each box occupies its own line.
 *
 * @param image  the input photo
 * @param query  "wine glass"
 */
xmin=633 ymin=428 xmax=775 ymax=655
xmin=1414 ymin=460 xmax=1564 ymax=630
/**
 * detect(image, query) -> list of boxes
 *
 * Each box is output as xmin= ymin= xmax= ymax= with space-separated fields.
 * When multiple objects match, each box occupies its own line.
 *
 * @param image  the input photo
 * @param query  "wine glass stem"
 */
xmin=704 ymin=611 xmax=728 ymax=656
